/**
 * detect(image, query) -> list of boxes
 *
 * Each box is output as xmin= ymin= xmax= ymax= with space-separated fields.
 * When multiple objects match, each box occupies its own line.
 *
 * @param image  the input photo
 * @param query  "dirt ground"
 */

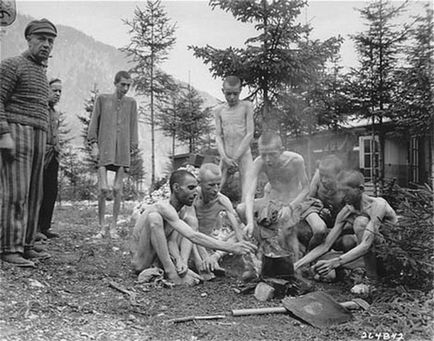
xmin=1 ymin=202 xmax=433 ymax=341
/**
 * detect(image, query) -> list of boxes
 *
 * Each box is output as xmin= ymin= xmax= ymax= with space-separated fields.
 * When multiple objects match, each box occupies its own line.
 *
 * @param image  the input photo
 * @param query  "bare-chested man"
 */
xmin=299 ymin=155 xmax=345 ymax=250
xmin=238 ymin=132 xmax=309 ymax=278
xmin=215 ymin=75 xmax=254 ymax=201
xmin=294 ymin=170 xmax=397 ymax=292
xmin=192 ymin=163 xmax=245 ymax=279
xmin=130 ymin=169 xmax=256 ymax=285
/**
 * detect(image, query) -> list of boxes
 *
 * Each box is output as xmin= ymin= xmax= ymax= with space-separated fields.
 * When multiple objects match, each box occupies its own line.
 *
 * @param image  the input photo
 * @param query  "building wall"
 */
xmin=383 ymin=134 xmax=408 ymax=186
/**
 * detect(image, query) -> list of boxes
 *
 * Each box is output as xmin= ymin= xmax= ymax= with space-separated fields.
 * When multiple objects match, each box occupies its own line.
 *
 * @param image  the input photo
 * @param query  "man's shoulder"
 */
xmin=1 ymin=55 xmax=25 ymax=68
xmin=123 ymin=95 xmax=137 ymax=104
xmin=281 ymin=151 xmax=304 ymax=164
xmin=97 ymin=93 xmax=113 ymax=101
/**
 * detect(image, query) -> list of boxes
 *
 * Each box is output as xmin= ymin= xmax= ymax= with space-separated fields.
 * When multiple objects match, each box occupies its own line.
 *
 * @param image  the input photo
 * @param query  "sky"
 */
xmin=14 ymin=0 xmax=429 ymax=100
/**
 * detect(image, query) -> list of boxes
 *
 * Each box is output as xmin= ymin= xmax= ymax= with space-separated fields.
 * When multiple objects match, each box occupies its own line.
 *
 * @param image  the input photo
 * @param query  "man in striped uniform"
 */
xmin=0 ymin=18 xmax=57 ymax=267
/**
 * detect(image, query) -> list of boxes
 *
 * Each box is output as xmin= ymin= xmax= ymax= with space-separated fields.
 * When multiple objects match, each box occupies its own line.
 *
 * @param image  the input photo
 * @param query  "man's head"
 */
xmin=336 ymin=170 xmax=364 ymax=205
xmin=48 ymin=78 xmax=62 ymax=107
xmin=198 ymin=163 xmax=221 ymax=201
xmin=169 ymin=170 xmax=198 ymax=206
xmin=258 ymin=131 xmax=283 ymax=167
xmin=114 ymin=71 xmax=132 ymax=99
xmin=222 ymin=75 xmax=241 ymax=107
xmin=318 ymin=155 xmax=343 ymax=188
xmin=24 ymin=19 xmax=57 ymax=62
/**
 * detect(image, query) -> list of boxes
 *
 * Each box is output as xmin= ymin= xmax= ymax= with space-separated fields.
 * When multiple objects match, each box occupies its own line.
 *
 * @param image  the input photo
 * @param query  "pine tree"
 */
xmin=394 ymin=5 xmax=433 ymax=135
xmin=122 ymin=0 xmax=177 ymax=187
xmin=176 ymin=86 xmax=212 ymax=153
xmin=77 ymin=85 xmax=99 ymax=170
xmin=349 ymin=0 xmax=409 ymax=193
xmin=189 ymin=0 xmax=341 ymax=132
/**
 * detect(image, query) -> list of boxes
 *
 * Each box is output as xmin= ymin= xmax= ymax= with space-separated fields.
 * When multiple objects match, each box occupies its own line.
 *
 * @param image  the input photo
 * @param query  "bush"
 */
xmin=376 ymin=184 xmax=434 ymax=291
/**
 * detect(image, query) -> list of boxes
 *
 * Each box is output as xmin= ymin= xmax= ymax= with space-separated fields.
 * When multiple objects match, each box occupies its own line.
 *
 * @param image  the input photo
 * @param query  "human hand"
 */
xmin=200 ymin=253 xmax=220 ymax=272
xmin=90 ymin=143 xmax=99 ymax=161
xmin=278 ymin=204 xmax=294 ymax=222
xmin=223 ymin=156 xmax=237 ymax=168
xmin=230 ymin=240 xmax=257 ymax=255
xmin=0 ymin=133 xmax=16 ymax=162
xmin=312 ymin=258 xmax=340 ymax=277
xmin=244 ymin=222 xmax=254 ymax=238
xmin=175 ymin=260 xmax=188 ymax=278
xmin=336 ymin=204 xmax=356 ymax=222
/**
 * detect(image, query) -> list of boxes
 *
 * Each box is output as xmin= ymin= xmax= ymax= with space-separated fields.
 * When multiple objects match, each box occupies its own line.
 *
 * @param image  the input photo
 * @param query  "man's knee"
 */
xmin=236 ymin=203 xmax=246 ymax=222
xmin=341 ymin=235 xmax=357 ymax=252
xmin=113 ymin=185 xmax=123 ymax=198
xmin=353 ymin=216 xmax=369 ymax=236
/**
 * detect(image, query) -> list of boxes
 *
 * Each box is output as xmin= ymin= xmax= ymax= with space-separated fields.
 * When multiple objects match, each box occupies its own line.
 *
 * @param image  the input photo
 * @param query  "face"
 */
xmin=259 ymin=142 xmax=282 ymax=167
xmin=318 ymin=166 xmax=338 ymax=188
xmin=27 ymin=33 xmax=55 ymax=61
xmin=49 ymin=81 xmax=62 ymax=105
xmin=115 ymin=77 xmax=132 ymax=98
xmin=222 ymin=83 xmax=241 ymax=107
xmin=200 ymin=172 xmax=221 ymax=201
xmin=175 ymin=175 xmax=198 ymax=206
xmin=338 ymin=182 xmax=362 ymax=205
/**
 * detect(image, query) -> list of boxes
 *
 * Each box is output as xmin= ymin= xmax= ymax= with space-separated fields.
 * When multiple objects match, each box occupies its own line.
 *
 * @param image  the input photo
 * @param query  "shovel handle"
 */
xmin=232 ymin=307 xmax=287 ymax=316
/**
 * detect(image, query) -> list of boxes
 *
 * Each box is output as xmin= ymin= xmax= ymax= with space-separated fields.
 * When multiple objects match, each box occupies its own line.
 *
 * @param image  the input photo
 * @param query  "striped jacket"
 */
xmin=0 ymin=51 xmax=49 ymax=135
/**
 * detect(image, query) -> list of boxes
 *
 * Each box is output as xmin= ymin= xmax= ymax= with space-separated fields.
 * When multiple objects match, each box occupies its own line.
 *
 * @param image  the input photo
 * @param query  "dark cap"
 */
xmin=24 ymin=18 xmax=57 ymax=38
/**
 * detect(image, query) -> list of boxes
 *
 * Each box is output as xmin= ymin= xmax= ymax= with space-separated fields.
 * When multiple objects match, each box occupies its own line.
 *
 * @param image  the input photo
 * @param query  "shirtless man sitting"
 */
xmin=299 ymin=155 xmax=345 ymax=250
xmin=238 ymin=132 xmax=309 ymax=278
xmin=192 ymin=163 xmax=245 ymax=279
xmin=130 ymin=169 xmax=256 ymax=285
xmin=294 ymin=170 xmax=397 ymax=292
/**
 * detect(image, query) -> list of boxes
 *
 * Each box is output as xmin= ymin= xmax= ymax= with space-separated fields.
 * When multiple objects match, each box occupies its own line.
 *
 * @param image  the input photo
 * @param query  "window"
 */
xmin=359 ymin=135 xmax=379 ymax=183
xmin=409 ymin=136 xmax=419 ymax=183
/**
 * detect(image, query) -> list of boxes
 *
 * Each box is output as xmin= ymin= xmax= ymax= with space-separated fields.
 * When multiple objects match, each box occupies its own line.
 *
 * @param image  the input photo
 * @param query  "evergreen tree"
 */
xmin=349 ymin=0 xmax=409 ymax=192
xmin=155 ymin=85 xmax=182 ymax=162
xmin=394 ymin=5 xmax=433 ymax=135
xmin=122 ymin=0 xmax=177 ymax=187
xmin=176 ymin=86 xmax=212 ymax=153
xmin=189 ymin=0 xmax=341 ymax=131
xmin=77 ymin=85 xmax=99 ymax=170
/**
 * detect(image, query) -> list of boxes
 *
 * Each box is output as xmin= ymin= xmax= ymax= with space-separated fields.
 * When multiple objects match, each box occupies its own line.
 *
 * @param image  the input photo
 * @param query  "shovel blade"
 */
xmin=282 ymin=291 xmax=353 ymax=328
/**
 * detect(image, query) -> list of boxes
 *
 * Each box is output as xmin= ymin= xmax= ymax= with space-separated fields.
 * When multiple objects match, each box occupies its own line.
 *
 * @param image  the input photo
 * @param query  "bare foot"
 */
xmin=167 ymin=269 xmax=203 ymax=286
xmin=199 ymin=270 xmax=216 ymax=281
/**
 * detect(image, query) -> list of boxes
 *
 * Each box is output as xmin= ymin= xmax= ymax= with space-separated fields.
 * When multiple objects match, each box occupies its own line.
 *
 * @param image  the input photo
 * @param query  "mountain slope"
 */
xmin=1 ymin=13 xmax=218 ymax=182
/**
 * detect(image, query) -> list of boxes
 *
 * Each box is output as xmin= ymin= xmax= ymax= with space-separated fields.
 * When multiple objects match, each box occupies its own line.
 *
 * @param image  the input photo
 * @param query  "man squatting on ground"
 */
xmin=87 ymin=71 xmax=138 ymax=239
xmin=130 ymin=169 xmax=256 ymax=286
xmin=0 ymin=19 xmax=57 ymax=267
xmin=298 ymin=155 xmax=345 ymax=251
xmin=36 ymin=78 xmax=63 ymax=240
xmin=214 ymin=75 xmax=254 ymax=202
xmin=192 ymin=163 xmax=246 ymax=280
xmin=295 ymin=170 xmax=397 ymax=292
xmin=237 ymin=132 xmax=310 ymax=279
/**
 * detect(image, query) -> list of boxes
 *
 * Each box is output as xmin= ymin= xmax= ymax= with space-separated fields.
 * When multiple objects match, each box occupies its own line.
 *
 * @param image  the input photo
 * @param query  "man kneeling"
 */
xmin=192 ymin=163 xmax=246 ymax=280
xmin=130 ymin=169 xmax=256 ymax=285
xmin=294 ymin=170 xmax=397 ymax=292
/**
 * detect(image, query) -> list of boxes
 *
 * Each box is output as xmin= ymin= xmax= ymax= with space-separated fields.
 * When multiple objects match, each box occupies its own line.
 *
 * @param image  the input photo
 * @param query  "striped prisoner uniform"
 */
xmin=0 ymin=51 xmax=49 ymax=254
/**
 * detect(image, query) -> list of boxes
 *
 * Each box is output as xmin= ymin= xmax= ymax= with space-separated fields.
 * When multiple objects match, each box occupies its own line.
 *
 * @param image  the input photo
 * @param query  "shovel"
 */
xmin=166 ymin=292 xmax=369 ymax=326
xmin=233 ymin=291 xmax=368 ymax=328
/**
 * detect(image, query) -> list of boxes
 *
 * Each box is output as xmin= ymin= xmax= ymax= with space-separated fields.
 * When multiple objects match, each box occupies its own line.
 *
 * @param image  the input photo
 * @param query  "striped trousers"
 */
xmin=0 ymin=123 xmax=46 ymax=254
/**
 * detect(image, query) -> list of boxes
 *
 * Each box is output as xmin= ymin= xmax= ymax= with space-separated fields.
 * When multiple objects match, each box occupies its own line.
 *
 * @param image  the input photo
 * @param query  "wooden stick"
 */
xmin=166 ymin=314 xmax=227 ymax=324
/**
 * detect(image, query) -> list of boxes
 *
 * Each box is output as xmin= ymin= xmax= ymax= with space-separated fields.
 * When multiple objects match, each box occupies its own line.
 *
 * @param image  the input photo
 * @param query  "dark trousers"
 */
xmin=38 ymin=155 xmax=59 ymax=233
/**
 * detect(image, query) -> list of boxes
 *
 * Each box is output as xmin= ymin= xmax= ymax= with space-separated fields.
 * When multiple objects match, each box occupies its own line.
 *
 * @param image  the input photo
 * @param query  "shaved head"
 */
xmin=169 ymin=170 xmax=196 ymax=192
xmin=198 ymin=163 xmax=221 ymax=182
xmin=337 ymin=170 xmax=364 ymax=188
xmin=258 ymin=131 xmax=282 ymax=149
